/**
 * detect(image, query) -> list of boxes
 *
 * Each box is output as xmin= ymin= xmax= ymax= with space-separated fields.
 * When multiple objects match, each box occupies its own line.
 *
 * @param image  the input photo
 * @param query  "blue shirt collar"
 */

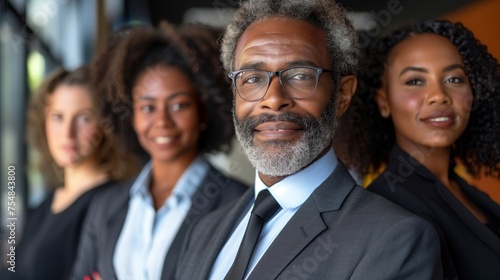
xmin=129 ymin=156 xmax=210 ymax=206
xmin=254 ymin=148 xmax=338 ymax=209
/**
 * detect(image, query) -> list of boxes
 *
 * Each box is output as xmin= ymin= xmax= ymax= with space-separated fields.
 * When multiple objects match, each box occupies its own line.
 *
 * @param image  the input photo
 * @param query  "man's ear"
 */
xmin=336 ymin=75 xmax=357 ymax=117
xmin=375 ymin=87 xmax=390 ymax=118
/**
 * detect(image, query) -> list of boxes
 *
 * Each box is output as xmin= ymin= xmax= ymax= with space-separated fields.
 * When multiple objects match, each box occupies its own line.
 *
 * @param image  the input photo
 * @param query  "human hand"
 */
xmin=83 ymin=271 xmax=101 ymax=280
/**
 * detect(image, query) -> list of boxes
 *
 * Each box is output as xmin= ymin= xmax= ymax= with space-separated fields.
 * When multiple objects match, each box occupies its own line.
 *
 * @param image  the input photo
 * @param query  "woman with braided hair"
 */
xmin=71 ymin=23 xmax=247 ymax=280
xmin=335 ymin=20 xmax=500 ymax=279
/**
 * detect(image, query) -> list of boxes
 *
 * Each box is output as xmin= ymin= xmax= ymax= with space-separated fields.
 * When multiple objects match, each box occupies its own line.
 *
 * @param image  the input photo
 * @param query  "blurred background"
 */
xmin=1 ymin=0 xmax=499 ymax=245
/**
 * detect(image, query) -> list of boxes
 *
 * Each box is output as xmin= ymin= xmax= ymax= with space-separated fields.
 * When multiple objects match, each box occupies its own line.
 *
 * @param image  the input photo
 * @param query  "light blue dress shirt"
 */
xmin=114 ymin=156 xmax=209 ymax=280
xmin=209 ymin=148 xmax=338 ymax=280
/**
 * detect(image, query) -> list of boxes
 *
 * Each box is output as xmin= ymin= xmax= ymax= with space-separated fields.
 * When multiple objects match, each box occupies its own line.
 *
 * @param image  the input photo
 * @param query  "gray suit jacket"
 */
xmin=176 ymin=162 xmax=443 ymax=280
xmin=71 ymin=164 xmax=248 ymax=280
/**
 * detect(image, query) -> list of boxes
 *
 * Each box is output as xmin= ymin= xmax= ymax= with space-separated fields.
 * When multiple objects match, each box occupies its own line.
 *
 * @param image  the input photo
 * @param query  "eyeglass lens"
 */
xmin=234 ymin=67 xmax=320 ymax=101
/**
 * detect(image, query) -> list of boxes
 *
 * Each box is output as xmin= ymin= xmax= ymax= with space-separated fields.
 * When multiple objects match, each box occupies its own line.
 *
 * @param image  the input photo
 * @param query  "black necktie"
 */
xmin=224 ymin=190 xmax=281 ymax=280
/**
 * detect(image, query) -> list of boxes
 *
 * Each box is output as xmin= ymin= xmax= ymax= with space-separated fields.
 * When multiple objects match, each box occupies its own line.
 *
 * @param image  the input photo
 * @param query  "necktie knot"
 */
xmin=252 ymin=190 xmax=281 ymax=221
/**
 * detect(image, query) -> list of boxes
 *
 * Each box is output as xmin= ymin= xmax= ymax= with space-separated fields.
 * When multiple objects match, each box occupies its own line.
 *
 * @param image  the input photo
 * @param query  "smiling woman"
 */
xmin=70 ymin=23 xmax=248 ymax=280
xmin=335 ymin=20 xmax=500 ymax=279
xmin=375 ymin=33 xmax=473 ymax=153
xmin=132 ymin=66 xmax=201 ymax=178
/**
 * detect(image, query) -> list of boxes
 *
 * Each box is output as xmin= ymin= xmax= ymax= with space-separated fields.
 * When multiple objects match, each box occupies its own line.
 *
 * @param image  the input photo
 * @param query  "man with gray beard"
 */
xmin=176 ymin=0 xmax=442 ymax=279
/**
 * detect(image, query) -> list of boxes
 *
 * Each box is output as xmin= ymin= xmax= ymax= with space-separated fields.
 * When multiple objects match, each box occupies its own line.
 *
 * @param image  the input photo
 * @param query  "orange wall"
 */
xmin=443 ymin=0 xmax=500 ymax=60
xmin=444 ymin=0 xmax=500 ymax=203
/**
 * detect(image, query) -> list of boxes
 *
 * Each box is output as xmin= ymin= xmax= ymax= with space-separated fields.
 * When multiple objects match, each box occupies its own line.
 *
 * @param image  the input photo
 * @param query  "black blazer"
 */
xmin=71 ymin=164 xmax=248 ymax=280
xmin=368 ymin=145 xmax=500 ymax=280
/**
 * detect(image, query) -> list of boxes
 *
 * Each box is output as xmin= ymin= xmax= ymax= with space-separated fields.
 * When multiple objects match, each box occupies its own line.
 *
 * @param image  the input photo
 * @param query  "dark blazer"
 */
xmin=176 ymin=161 xmax=442 ymax=280
xmin=71 ymin=164 xmax=248 ymax=280
xmin=368 ymin=145 xmax=500 ymax=280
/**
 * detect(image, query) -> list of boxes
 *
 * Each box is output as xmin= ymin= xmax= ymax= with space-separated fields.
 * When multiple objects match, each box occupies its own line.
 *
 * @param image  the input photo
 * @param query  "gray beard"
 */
xmin=234 ymin=99 xmax=337 ymax=177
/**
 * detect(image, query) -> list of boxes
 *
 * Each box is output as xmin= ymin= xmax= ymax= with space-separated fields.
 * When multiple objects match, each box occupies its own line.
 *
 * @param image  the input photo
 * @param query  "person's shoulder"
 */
xmin=32 ymin=191 xmax=56 ymax=211
xmin=195 ymin=183 xmax=250 ymax=225
xmin=86 ymin=177 xmax=135 ymax=212
xmin=93 ymin=177 xmax=135 ymax=198
xmin=368 ymin=169 xmax=410 ymax=193
xmin=22 ymin=191 xmax=55 ymax=228
xmin=75 ymin=180 xmax=121 ymax=202
xmin=184 ymin=194 xmax=242 ymax=247
xmin=203 ymin=198 xmax=239 ymax=222
xmin=348 ymin=184 xmax=434 ymax=227
xmin=341 ymin=185 xmax=440 ymax=251
xmin=222 ymin=176 xmax=249 ymax=195
xmin=366 ymin=169 xmax=439 ymax=218
xmin=368 ymin=147 xmax=434 ymax=196
xmin=204 ymin=164 xmax=250 ymax=193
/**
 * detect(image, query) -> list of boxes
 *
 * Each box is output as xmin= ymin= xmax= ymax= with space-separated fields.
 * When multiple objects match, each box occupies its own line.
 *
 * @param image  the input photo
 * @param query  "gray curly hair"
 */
xmin=221 ymin=0 xmax=359 ymax=75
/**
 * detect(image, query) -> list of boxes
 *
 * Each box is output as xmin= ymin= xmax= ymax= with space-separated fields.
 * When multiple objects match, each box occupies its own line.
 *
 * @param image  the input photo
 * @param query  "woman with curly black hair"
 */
xmin=335 ymin=19 xmax=500 ymax=279
xmin=71 ymin=23 xmax=247 ymax=280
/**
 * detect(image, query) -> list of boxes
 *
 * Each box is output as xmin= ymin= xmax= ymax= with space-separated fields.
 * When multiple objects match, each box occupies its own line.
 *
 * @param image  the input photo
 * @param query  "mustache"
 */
xmin=236 ymin=112 xmax=318 ymax=132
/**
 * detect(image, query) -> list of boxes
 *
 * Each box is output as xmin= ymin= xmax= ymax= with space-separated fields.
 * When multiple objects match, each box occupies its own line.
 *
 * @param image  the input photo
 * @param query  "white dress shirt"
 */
xmin=209 ymin=148 xmax=338 ymax=280
xmin=114 ymin=156 xmax=209 ymax=280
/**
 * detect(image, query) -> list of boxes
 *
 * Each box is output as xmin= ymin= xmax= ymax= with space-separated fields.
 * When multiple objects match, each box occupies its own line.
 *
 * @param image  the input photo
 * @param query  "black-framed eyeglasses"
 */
xmin=228 ymin=66 xmax=334 ymax=101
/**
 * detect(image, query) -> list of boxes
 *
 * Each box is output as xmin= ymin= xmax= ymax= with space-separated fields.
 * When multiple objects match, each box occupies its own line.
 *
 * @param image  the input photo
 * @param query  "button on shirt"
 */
xmin=114 ymin=156 xmax=209 ymax=280
xmin=209 ymin=148 xmax=338 ymax=280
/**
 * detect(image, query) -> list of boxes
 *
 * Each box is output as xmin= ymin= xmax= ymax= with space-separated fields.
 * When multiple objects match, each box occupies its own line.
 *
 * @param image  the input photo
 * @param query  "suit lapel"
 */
xmin=161 ymin=166 xmax=221 ymax=280
xmin=248 ymin=200 xmax=327 ymax=280
xmin=101 ymin=182 xmax=132 ymax=279
xmin=443 ymin=175 xmax=500 ymax=256
xmin=198 ymin=188 xmax=255 ymax=279
xmin=248 ymin=162 xmax=356 ymax=280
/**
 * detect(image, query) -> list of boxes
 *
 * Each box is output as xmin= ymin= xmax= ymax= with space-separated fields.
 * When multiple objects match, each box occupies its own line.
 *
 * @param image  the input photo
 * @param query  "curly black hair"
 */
xmin=335 ymin=19 xmax=500 ymax=178
xmin=93 ymin=22 xmax=234 ymax=155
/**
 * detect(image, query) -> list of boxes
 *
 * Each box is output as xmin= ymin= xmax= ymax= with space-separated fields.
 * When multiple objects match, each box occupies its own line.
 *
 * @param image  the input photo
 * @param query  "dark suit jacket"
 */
xmin=176 ymin=161 xmax=442 ymax=280
xmin=71 ymin=164 xmax=248 ymax=280
xmin=368 ymin=145 xmax=500 ymax=280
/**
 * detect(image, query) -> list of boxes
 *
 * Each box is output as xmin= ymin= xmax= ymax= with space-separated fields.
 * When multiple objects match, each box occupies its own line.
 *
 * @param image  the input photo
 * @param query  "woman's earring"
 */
xmin=380 ymin=111 xmax=389 ymax=118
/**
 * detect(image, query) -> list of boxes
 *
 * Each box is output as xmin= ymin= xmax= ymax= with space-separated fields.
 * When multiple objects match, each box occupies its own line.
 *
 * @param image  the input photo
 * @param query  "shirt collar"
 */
xmin=130 ymin=161 xmax=153 ymax=199
xmin=129 ymin=156 xmax=210 ymax=204
xmin=173 ymin=156 xmax=210 ymax=200
xmin=254 ymin=148 xmax=338 ymax=209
